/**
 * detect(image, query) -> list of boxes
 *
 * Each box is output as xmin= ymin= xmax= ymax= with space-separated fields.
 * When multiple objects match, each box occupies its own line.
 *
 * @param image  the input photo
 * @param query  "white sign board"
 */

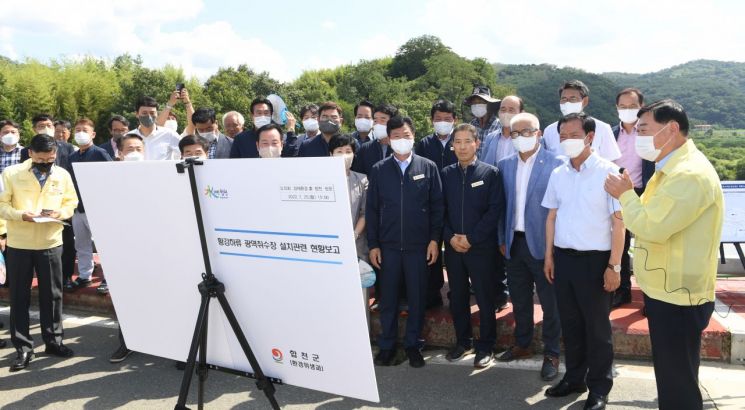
xmin=73 ymin=158 xmax=379 ymax=403
xmin=722 ymin=181 xmax=745 ymax=243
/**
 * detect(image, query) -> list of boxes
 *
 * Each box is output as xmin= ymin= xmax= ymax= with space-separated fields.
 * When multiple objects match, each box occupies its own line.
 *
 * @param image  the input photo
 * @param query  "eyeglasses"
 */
xmin=320 ymin=115 xmax=340 ymax=121
xmin=510 ymin=128 xmax=539 ymax=138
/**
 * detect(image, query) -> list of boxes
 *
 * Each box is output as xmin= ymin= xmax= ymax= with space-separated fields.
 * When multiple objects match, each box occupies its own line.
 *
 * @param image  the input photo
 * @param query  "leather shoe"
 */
xmin=541 ymin=355 xmax=560 ymax=381
xmin=545 ymin=379 xmax=588 ymax=397
xmin=10 ymin=351 xmax=34 ymax=371
xmin=497 ymin=345 xmax=532 ymax=362
xmin=374 ymin=349 xmax=395 ymax=366
xmin=405 ymin=347 xmax=425 ymax=368
xmin=583 ymin=392 xmax=608 ymax=409
xmin=0 ymin=339 xmax=6 ymax=348
xmin=473 ymin=350 xmax=493 ymax=368
xmin=611 ymin=289 xmax=631 ymax=309
xmin=45 ymin=343 xmax=74 ymax=357
xmin=445 ymin=344 xmax=474 ymax=361
xmin=64 ymin=277 xmax=91 ymax=292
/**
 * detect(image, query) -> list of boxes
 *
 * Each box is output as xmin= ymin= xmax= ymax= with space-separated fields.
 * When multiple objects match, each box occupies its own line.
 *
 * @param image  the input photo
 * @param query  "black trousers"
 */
xmin=494 ymin=251 xmax=508 ymax=305
xmin=644 ymin=294 xmax=714 ymax=410
xmin=445 ymin=246 xmax=497 ymax=352
xmin=426 ymin=242 xmax=444 ymax=305
xmin=554 ymin=248 xmax=613 ymax=396
xmin=7 ymin=246 xmax=64 ymax=352
xmin=620 ymin=187 xmax=644 ymax=292
xmin=378 ymin=248 xmax=428 ymax=350
xmin=61 ymin=221 xmax=76 ymax=281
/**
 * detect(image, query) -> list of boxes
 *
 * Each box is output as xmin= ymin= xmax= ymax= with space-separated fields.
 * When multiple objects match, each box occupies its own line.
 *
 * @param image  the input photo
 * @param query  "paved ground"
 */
xmin=0 ymin=308 xmax=744 ymax=409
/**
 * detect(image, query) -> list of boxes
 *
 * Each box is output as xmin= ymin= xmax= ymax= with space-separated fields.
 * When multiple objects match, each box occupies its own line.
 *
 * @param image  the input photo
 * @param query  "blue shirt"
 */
xmin=655 ymin=147 xmax=679 ymax=171
xmin=31 ymin=166 xmax=52 ymax=188
xmin=393 ymin=152 xmax=412 ymax=174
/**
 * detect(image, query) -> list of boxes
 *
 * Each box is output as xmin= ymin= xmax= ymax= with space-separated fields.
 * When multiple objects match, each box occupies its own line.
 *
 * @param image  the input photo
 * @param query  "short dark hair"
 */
xmin=328 ymin=133 xmax=357 ymax=154
xmin=299 ymin=104 xmax=319 ymax=119
xmin=135 ymin=96 xmax=158 ymax=112
xmin=558 ymin=80 xmax=589 ymax=99
xmin=192 ymin=107 xmax=216 ymax=124
xmin=54 ymin=120 xmax=71 ymax=130
xmin=386 ymin=116 xmax=416 ymax=136
xmin=117 ymin=134 xmax=144 ymax=150
xmin=430 ymin=99 xmax=457 ymax=119
xmin=108 ymin=115 xmax=130 ymax=130
xmin=32 ymin=114 xmax=54 ymax=126
xmin=354 ymin=100 xmax=375 ymax=117
xmin=0 ymin=119 xmax=20 ymax=130
xmin=557 ymin=112 xmax=596 ymax=134
xmin=453 ymin=123 xmax=479 ymax=141
xmin=256 ymin=123 xmax=283 ymax=140
xmin=250 ymin=97 xmax=273 ymax=115
xmin=374 ymin=104 xmax=398 ymax=118
xmin=29 ymin=134 xmax=57 ymax=153
xmin=616 ymin=87 xmax=645 ymax=105
xmin=178 ymin=134 xmax=210 ymax=154
xmin=318 ymin=101 xmax=343 ymax=118
xmin=637 ymin=99 xmax=689 ymax=136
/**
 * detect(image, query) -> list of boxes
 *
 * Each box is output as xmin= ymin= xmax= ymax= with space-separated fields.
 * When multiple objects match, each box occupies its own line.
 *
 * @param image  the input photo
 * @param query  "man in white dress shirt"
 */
xmin=542 ymin=81 xmax=621 ymax=162
xmin=542 ymin=112 xmax=625 ymax=410
xmin=124 ymin=96 xmax=181 ymax=160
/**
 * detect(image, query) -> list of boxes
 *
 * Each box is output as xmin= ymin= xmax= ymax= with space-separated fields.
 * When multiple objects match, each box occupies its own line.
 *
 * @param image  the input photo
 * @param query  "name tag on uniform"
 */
xmin=412 ymin=174 xmax=425 ymax=181
xmin=471 ymin=180 xmax=484 ymax=188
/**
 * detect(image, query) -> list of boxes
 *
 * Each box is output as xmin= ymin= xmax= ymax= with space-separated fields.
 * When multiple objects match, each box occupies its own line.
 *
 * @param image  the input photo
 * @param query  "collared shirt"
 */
xmin=620 ymin=139 xmax=723 ymax=305
xmin=126 ymin=126 xmax=181 ymax=160
xmin=438 ymin=134 xmax=450 ymax=148
xmin=514 ymin=145 xmax=540 ymax=232
xmin=481 ymin=128 xmax=516 ymax=167
xmin=614 ymin=123 xmax=643 ymax=188
xmin=0 ymin=145 xmax=23 ymax=174
xmin=470 ymin=115 xmax=501 ymax=157
xmin=394 ymin=152 xmax=413 ymax=174
xmin=31 ymin=166 xmax=52 ymax=188
xmin=542 ymin=153 xmax=621 ymax=251
xmin=655 ymin=149 xmax=676 ymax=171
xmin=543 ymin=117 xmax=622 ymax=161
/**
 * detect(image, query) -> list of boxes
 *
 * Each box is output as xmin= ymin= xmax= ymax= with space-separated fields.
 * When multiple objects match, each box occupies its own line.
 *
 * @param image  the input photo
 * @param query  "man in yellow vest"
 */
xmin=0 ymin=134 xmax=78 ymax=371
xmin=605 ymin=99 xmax=723 ymax=410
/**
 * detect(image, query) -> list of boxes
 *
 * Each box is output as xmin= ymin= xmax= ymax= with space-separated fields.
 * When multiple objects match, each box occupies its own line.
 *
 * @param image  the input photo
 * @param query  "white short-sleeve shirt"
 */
xmin=541 ymin=152 xmax=621 ymax=251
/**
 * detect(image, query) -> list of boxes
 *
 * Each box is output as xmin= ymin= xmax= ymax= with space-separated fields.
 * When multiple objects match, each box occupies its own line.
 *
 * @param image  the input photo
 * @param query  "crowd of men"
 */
xmin=0 ymin=80 xmax=723 ymax=410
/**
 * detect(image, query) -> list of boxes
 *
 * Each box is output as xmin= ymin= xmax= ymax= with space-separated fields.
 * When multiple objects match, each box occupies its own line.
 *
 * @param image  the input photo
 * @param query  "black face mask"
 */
xmin=32 ymin=162 xmax=53 ymax=173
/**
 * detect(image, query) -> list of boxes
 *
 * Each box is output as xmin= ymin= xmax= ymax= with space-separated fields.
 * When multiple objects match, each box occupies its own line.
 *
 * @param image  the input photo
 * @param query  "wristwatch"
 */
xmin=608 ymin=263 xmax=621 ymax=273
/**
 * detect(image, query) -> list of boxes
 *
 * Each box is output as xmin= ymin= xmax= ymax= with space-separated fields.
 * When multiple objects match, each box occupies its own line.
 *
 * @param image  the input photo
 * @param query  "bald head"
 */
xmin=498 ymin=95 xmax=525 ymax=129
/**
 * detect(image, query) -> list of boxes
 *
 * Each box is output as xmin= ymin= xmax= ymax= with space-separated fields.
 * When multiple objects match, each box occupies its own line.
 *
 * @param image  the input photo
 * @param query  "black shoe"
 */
xmin=406 ymin=348 xmax=425 ymax=368
xmin=374 ymin=349 xmax=395 ymax=366
xmin=545 ymin=379 xmax=588 ymax=397
xmin=63 ymin=278 xmax=73 ymax=289
xmin=473 ymin=350 xmax=493 ymax=368
xmin=10 ymin=351 xmax=34 ymax=371
xmin=541 ymin=355 xmax=560 ymax=381
xmin=611 ymin=289 xmax=631 ymax=309
xmin=495 ymin=300 xmax=510 ymax=313
xmin=0 ymin=339 xmax=6 ymax=348
xmin=109 ymin=344 xmax=133 ymax=363
xmin=97 ymin=280 xmax=109 ymax=295
xmin=64 ymin=277 xmax=91 ymax=292
xmin=445 ymin=344 xmax=474 ymax=361
xmin=45 ymin=343 xmax=74 ymax=357
xmin=497 ymin=345 xmax=533 ymax=362
xmin=583 ymin=392 xmax=608 ymax=409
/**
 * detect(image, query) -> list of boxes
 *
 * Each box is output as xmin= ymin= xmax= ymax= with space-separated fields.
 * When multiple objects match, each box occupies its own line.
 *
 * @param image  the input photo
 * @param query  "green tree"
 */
xmin=389 ymin=35 xmax=450 ymax=80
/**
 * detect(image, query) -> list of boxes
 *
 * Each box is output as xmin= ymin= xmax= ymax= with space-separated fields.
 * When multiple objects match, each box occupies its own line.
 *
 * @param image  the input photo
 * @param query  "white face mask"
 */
xmin=74 ymin=131 xmax=92 ymax=146
xmin=164 ymin=119 xmax=178 ymax=131
xmin=355 ymin=118 xmax=373 ymax=133
xmin=498 ymin=112 xmax=516 ymax=127
xmin=302 ymin=118 xmax=319 ymax=133
xmin=37 ymin=126 xmax=54 ymax=137
xmin=433 ymin=121 xmax=454 ymax=136
xmin=560 ymin=137 xmax=588 ymax=159
xmin=512 ymin=136 xmax=537 ymax=153
xmin=372 ymin=124 xmax=388 ymax=140
xmin=618 ymin=108 xmax=640 ymax=124
xmin=560 ymin=102 xmax=583 ymax=116
xmin=199 ymin=130 xmax=217 ymax=142
xmin=253 ymin=116 xmax=271 ymax=129
xmin=123 ymin=151 xmax=144 ymax=161
xmin=258 ymin=146 xmax=281 ymax=158
xmin=390 ymin=138 xmax=414 ymax=155
xmin=1 ymin=133 xmax=20 ymax=146
xmin=334 ymin=152 xmax=354 ymax=170
xmin=635 ymin=123 xmax=671 ymax=162
xmin=471 ymin=104 xmax=488 ymax=118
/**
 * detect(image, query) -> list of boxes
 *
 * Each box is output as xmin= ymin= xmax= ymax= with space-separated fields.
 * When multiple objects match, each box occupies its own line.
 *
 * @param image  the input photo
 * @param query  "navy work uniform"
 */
xmin=415 ymin=132 xmax=457 ymax=307
xmin=441 ymin=159 xmax=502 ymax=353
xmin=352 ymin=140 xmax=391 ymax=175
xmin=366 ymin=152 xmax=444 ymax=351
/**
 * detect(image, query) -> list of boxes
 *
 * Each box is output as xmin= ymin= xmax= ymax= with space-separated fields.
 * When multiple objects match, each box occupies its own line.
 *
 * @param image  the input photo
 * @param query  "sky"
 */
xmin=1 ymin=0 xmax=744 ymax=82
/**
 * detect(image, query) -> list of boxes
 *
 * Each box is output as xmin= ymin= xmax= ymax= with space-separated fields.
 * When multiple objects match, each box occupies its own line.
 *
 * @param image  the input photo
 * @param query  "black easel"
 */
xmin=174 ymin=158 xmax=281 ymax=410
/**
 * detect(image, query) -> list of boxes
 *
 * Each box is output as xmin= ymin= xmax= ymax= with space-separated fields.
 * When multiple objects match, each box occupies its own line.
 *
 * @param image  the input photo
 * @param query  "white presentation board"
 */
xmin=73 ymin=158 xmax=379 ymax=403
xmin=722 ymin=181 xmax=745 ymax=243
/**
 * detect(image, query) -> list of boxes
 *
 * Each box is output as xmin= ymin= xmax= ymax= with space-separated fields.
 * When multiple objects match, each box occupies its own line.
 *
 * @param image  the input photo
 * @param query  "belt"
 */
xmin=513 ymin=231 xmax=526 ymax=238
xmin=555 ymin=247 xmax=609 ymax=256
